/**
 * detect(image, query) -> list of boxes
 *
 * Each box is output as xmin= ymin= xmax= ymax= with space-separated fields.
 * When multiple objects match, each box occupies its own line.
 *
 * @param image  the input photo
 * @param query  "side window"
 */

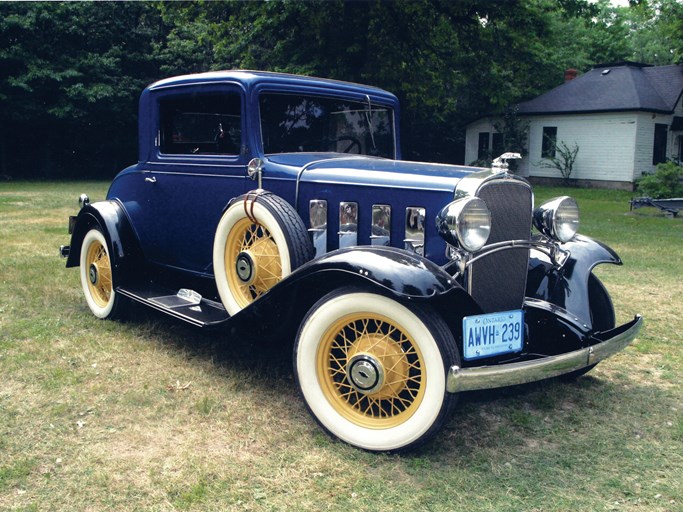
xmin=159 ymin=92 xmax=241 ymax=155
xmin=653 ymin=123 xmax=667 ymax=165
xmin=541 ymin=126 xmax=557 ymax=158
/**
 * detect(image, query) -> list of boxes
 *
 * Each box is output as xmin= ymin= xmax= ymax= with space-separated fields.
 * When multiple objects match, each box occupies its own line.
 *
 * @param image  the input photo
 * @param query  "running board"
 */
xmin=116 ymin=285 xmax=230 ymax=327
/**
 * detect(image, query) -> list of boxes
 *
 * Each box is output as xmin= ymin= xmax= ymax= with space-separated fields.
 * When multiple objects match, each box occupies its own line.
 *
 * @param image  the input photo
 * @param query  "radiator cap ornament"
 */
xmin=491 ymin=152 xmax=521 ymax=172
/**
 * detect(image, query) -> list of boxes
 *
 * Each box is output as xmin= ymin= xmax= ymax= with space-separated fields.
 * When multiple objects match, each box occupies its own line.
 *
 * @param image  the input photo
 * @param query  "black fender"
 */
xmin=526 ymin=234 xmax=621 ymax=328
xmin=65 ymin=200 xmax=142 ymax=283
xmin=229 ymin=245 xmax=479 ymax=338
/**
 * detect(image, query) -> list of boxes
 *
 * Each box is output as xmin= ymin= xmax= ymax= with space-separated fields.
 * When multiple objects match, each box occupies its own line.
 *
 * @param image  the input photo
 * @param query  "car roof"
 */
xmin=147 ymin=70 xmax=398 ymax=102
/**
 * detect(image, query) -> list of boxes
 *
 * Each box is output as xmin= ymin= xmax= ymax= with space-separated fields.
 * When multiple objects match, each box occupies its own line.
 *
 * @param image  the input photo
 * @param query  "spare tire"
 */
xmin=213 ymin=192 xmax=314 ymax=315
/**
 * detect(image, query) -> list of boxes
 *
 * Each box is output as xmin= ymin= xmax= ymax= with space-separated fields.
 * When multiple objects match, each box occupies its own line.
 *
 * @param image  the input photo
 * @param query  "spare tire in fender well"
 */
xmin=227 ymin=245 xmax=479 ymax=344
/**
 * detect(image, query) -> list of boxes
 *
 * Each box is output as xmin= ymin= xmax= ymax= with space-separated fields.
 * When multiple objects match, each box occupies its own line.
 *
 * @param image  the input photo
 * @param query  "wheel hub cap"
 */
xmin=235 ymin=252 xmax=254 ymax=283
xmin=347 ymin=354 xmax=385 ymax=394
xmin=89 ymin=263 xmax=99 ymax=285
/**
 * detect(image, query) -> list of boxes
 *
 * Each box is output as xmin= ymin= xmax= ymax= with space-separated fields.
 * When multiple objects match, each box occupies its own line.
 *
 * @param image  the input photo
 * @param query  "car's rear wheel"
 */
xmin=80 ymin=228 xmax=125 ymax=319
xmin=213 ymin=192 xmax=313 ymax=315
xmin=294 ymin=288 xmax=459 ymax=451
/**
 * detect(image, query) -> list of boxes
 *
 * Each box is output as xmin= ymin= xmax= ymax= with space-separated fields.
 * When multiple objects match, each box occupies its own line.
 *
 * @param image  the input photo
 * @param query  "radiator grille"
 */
xmin=469 ymin=179 xmax=533 ymax=313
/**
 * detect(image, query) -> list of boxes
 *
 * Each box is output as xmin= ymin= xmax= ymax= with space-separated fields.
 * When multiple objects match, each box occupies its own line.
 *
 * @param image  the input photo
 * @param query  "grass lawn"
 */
xmin=1 ymin=181 xmax=681 ymax=511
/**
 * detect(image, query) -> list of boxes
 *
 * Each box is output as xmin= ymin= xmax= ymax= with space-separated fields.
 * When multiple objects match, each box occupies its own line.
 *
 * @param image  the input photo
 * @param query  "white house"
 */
xmin=464 ymin=62 xmax=683 ymax=189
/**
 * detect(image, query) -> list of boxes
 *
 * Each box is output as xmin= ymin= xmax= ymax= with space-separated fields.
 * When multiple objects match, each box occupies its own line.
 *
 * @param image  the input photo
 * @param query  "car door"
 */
xmin=137 ymin=83 xmax=250 ymax=275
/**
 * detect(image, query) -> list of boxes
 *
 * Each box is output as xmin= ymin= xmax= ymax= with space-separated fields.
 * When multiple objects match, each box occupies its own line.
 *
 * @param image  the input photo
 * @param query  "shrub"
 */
xmin=636 ymin=162 xmax=683 ymax=199
xmin=536 ymin=141 xmax=579 ymax=185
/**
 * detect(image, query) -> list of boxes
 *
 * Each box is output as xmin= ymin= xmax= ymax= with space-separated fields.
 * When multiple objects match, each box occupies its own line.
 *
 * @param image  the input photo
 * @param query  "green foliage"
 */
xmin=492 ymin=106 xmax=530 ymax=171
xmin=494 ymin=107 xmax=530 ymax=157
xmin=0 ymin=0 xmax=680 ymax=178
xmin=636 ymin=162 xmax=683 ymax=199
xmin=0 ymin=2 xmax=164 ymax=177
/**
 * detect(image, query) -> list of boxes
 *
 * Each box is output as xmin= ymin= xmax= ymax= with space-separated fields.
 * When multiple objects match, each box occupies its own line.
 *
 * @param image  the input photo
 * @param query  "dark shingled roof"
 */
xmin=517 ymin=63 xmax=683 ymax=116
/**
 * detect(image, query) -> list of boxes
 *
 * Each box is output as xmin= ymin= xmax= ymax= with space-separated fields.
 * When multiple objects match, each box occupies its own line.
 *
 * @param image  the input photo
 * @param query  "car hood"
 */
xmin=267 ymin=154 xmax=483 ymax=193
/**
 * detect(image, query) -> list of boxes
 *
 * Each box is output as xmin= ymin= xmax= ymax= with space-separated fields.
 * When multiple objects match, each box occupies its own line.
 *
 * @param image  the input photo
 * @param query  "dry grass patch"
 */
xmin=1 ymin=182 xmax=681 ymax=511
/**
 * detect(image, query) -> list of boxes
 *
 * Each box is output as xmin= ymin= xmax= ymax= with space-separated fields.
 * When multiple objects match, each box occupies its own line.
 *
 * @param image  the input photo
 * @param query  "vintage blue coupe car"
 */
xmin=61 ymin=71 xmax=642 ymax=451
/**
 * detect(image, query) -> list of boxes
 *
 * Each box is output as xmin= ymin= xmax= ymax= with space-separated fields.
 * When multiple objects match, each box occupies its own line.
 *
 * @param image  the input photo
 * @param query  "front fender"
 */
xmin=230 ymin=246 xmax=478 ymax=337
xmin=292 ymin=246 xmax=461 ymax=299
xmin=526 ymin=234 xmax=621 ymax=328
xmin=65 ymin=200 xmax=141 ymax=281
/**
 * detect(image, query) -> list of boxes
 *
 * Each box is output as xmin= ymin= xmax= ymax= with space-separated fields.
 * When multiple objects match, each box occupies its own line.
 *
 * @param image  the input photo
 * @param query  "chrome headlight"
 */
xmin=436 ymin=197 xmax=491 ymax=252
xmin=533 ymin=196 xmax=580 ymax=242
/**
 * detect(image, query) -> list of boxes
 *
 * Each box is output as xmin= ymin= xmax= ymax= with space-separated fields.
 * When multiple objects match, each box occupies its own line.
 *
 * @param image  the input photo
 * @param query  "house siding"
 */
xmin=465 ymin=97 xmax=683 ymax=185
xmin=464 ymin=118 xmax=498 ymax=164
xmin=634 ymin=113 xmax=657 ymax=178
xmin=526 ymin=113 xmax=637 ymax=182
xmin=669 ymin=95 xmax=683 ymax=164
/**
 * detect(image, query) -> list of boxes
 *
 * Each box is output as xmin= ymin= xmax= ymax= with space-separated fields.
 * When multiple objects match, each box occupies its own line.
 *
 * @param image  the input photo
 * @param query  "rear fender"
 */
xmin=526 ymin=234 xmax=621 ymax=328
xmin=65 ymin=200 xmax=142 ymax=282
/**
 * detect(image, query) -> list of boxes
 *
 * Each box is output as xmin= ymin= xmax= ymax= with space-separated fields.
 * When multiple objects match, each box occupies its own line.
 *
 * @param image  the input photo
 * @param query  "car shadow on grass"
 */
xmin=118 ymin=300 xmax=665 ymax=459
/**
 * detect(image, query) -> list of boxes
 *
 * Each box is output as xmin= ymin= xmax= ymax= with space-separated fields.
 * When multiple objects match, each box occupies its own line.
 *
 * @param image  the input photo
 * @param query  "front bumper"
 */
xmin=446 ymin=315 xmax=643 ymax=393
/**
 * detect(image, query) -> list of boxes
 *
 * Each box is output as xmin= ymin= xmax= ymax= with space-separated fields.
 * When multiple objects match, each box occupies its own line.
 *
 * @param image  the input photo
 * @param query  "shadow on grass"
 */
xmin=113 ymin=299 xmax=672 ymax=462
xmin=122 ymin=299 xmax=295 ymax=377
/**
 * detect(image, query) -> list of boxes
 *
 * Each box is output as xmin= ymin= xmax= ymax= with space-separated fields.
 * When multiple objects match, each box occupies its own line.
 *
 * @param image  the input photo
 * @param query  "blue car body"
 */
xmin=62 ymin=71 xmax=642 ymax=451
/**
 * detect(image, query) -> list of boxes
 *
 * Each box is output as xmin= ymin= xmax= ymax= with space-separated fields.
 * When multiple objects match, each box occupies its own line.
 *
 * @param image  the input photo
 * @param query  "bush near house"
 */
xmin=536 ymin=141 xmax=580 ymax=185
xmin=636 ymin=162 xmax=683 ymax=199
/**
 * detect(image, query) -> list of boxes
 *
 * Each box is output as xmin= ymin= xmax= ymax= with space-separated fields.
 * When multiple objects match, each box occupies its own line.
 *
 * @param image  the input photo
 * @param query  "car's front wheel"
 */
xmin=294 ymin=288 xmax=459 ymax=451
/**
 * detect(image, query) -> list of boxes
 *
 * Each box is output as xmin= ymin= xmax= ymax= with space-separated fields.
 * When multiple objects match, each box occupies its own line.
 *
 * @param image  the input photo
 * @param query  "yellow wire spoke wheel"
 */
xmin=317 ymin=313 xmax=425 ymax=429
xmin=225 ymin=218 xmax=284 ymax=309
xmin=295 ymin=289 xmax=459 ymax=452
xmin=80 ymin=228 xmax=121 ymax=319
xmin=213 ymin=193 xmax=314 ymax=316
xmin=85 ymin=238 xmax=113 ymax=307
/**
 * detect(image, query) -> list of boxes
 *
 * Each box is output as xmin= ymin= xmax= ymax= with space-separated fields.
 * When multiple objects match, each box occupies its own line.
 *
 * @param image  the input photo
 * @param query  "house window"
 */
xmin=653 ymin=123 xmax=668 ymax=165
xmin=477 ymin=132 xmax=490 ymax=160
xmin=541 ymin=127 xmax=557 ymax=158
xmin=477 ymin=132 xmax=504 ymax=160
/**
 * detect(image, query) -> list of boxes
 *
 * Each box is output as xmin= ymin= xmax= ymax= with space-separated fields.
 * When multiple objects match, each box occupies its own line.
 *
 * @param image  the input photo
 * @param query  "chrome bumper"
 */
xmin=446 ymin=315 xmax=643 ymax=393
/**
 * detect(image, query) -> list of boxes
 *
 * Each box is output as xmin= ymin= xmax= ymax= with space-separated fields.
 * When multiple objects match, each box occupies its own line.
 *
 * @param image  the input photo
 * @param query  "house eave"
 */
xmin=516 ymin=107 xmax=675 ymax=117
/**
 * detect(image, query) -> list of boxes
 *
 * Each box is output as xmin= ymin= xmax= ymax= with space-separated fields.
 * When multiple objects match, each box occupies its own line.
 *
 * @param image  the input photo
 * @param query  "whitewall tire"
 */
xmin=80 ymin=228 xmax=121 ymax=319
xmin=213 ymin=193 xmax=313 ymax=316
xmin=294 ymin=289 xmax=459 ymax=451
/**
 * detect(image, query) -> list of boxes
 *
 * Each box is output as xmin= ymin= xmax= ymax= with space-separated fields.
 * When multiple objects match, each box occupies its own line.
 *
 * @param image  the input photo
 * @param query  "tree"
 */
xmin=0 ymin=0 xmax=679 ymax=178
xmin=0 ymin=2 xmax=165 ymax=178
xmin=155 ymin=1 xmax=592 ymax=164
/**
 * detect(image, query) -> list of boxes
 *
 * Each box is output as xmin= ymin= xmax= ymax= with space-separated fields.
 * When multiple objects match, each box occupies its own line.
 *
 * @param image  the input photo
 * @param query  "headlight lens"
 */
xmin=533 ymin=196 xmax=580 ymax=242
xmin=436 ymin=197 xmax=491 ymax=252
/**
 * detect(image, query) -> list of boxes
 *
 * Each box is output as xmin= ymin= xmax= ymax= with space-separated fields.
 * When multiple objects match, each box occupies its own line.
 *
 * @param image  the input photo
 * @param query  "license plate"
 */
xmin=463 ymin=310 xmax=524 ymax=361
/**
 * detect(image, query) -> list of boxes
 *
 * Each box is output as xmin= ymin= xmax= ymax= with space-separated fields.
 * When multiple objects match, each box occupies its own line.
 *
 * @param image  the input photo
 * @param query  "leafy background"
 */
xmin=0 ymin=0 xmax=681 ymax=179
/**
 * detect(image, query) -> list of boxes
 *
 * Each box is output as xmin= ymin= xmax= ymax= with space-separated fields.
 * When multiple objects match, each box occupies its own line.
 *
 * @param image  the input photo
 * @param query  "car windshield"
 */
xmin=259 ymin=93 xmax=395 ymax=158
